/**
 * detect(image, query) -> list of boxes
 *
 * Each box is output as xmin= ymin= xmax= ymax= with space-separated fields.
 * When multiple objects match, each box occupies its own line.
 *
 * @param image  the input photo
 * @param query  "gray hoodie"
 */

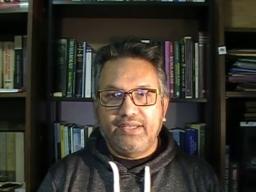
xmin=37 ymin=127 xmax=222 ymax=192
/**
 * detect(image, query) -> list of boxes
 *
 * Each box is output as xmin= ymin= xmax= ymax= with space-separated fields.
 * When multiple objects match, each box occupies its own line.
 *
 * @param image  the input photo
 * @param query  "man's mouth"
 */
xmin=118 ymin=122 xmax=143 ymax=135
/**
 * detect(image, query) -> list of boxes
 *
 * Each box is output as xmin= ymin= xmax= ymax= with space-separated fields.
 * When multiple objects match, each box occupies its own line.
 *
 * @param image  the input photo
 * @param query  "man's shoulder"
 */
xmin=49 ymin=149 xmax=92 ymax=175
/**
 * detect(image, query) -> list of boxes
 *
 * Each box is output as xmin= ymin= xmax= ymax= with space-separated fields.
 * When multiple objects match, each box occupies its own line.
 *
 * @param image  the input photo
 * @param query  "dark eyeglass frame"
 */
xmin=97 ymin=88 xmax=159 ymax=107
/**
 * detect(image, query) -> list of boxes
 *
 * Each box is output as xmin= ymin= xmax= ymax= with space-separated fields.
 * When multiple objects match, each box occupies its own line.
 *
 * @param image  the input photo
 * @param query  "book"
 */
xmin=169 ymin=127 xmax=185 ymax=148
xmin=164 ymin=40 xmax=171 ymax=96
xmin=75 ymin=41 xmax=84 ymax=98
xmin=3 ymin=42 xmax=14 ymax=89
xmin=0 ymin=133 xmax=7 ymax=182
xmin=85 ymin=45 xmax=93 ymax=98
xmin=0 ymin=42 xmax=3 ymax=88
xmin=6 ymin=133 xmax=16 ymax=181
xmin=174 ymin=40 xmax=181 ymax=98
xmin=183 ymin=127 xmax=198 ymax=156
xmin=66 ymin=39 xmax=76 ymax=98
xmin=239 ymin=121 xmax=256 ymax=170
xmin=169 ymin=41 xmax=174 ymax=98
xmin=194 ymin=42 xmax=199 ymax=98
xmin=198 ymin=32 xmax=207 ymax=98
xmin=54 ymin=38 xmax=68 ymax=97
xmin=14 ymin=132 xmax=24 ymax=183
xmin=14 ymin=35 xmax=23 ymax=89
xmin=184 ymin=36 xmax=194 ymax=99
xmin=0 ymin=132 xmax=24 ymax=183
xmin=188 ymin=122 xmax=206 ymax=157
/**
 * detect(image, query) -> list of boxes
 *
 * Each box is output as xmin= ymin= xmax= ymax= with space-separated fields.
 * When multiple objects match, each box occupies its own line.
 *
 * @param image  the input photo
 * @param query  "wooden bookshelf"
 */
xmin=0 ymin=0 xmax=47 ymax=191
xmin=216 ymin=0 xmax=256 ymax=190
xmin=45 ymin=0 xmax=222 ymax=188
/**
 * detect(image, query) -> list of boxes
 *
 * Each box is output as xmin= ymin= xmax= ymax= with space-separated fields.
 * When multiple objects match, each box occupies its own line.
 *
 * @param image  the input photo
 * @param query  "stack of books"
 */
xmin=227 ymin=49 xmax=256 ymax=92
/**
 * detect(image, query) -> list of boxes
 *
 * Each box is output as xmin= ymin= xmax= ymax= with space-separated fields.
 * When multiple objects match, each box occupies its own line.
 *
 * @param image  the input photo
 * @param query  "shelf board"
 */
xmin=225 ymin=27 xmax=256 ymax=33
xmin=226 ymin=91 xmax=256 ymax=98
xmin=0 ymin=91 xmax=27 ymax=98
xmin=51 ymin=96 xmax=93 ymax=102
xmin=171 ymin=98 xmax=207 ymax=103
xmin=52 ymin=1 xmax=208 ymax=19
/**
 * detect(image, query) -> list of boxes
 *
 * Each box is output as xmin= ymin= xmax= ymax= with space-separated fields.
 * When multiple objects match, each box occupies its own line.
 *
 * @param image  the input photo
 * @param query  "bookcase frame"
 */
xmin=45 ymin=0 xmax=222 ymax=183
xmin=216 ymin=0 xmax=256 ymax=190
xmin=0 ymin=0 xmax=47 ymax=191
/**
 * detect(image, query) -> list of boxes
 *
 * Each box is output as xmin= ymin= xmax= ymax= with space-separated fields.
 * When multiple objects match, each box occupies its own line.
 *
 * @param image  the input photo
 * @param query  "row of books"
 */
xmin=0 ymin=132 xmax=24 ymax=183
xmin=54 ymin=33 xmax=208 ymax=99
xmin=67 ymin=0 xmax=206 ymax=2
xmin=243 ymin=101 xmax=256 ymax=121
xmin=0 ymin=0 xmax=28 ymax=10
xmin=224 ymin=147 xmax=239 ymax=192
xmin=0 ymin=36 xmax=27 ymax=92
xmin=53 ymin=39 xmax=95 ymax=98
xmin=227 ymin=49 xmax=256 ymax=92
xmin=53 ymin=122 xmax=95 ymax=160
xmin=224 ymin=121 xmax=256 ymax=192
xmin=168 ymin=122 xmax=206 ymax=157
xmin=164 ymin=32 xmax=208 ymax=99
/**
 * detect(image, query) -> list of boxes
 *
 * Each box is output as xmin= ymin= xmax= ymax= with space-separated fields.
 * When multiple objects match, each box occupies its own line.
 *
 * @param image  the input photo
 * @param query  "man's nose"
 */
xmin=119 ymin=95 xmax=138 ymax=116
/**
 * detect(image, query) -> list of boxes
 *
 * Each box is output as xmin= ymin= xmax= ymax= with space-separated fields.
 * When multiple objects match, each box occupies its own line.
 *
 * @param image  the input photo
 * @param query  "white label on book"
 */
xmin=218 ymin=46 xmax=227 ymax=55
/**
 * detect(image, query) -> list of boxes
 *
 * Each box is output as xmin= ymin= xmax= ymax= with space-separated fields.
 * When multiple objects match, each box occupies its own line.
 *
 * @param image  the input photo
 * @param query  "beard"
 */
xmin=106 ymin=128 xmax=151 ymax=155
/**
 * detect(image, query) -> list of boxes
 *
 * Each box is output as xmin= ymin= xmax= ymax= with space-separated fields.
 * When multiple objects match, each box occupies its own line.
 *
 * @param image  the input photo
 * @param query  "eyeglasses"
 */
xmin=97 ymin=88 xmax=159 ymax=107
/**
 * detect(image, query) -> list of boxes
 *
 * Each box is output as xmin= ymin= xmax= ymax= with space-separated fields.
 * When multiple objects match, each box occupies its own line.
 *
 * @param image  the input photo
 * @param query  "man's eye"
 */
xmin=113 ymin=91 xmax=123 ymax=98
xmin=136 ymin=89 xmax=148 ymax=97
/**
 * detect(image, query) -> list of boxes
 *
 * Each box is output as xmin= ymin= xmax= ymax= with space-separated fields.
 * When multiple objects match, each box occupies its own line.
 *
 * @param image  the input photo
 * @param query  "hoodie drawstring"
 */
xmin=108 ymin=161 xmax=151 ymax=192
xmin=144 ymin=166 xmax=151 ymax=192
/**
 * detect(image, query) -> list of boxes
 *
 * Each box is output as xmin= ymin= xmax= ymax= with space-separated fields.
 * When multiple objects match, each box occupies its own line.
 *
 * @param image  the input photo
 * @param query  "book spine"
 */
xmin=75 ymin=41 xmax=84 ymax=98
xmin=55 ymin=38 xmax=68 ymax=97
xmin=14 ymin=35 xmax=23 ymax=89
xmin=54 ymin=122 xmax=61 ymax=161
xmin=6 ymin=133 xmax=16 ymax=181
xmin=169 ymin=41 xmax=174 ymax=98
xmin=82 ymin=41 xmax=87 ymax=98
xmin=3 ymin=42 xmax=14 ymax=89
xmin=66 ymin=39 xmax=76 ymax=97
xmin=194 ymin=42 xmax=199 ymax=98
xmin=184 ymin=36 xmax=193 ymax=99
xmin=180 ymin=39 xmax=185 ymax=98
xmin=164 ymin=40 xmax=170 ymax=96
xmin=0 ymin=42 xmax=3 ymax=88
xmin=0 ymin=133 xmax=7 ymax=181
xmin=174 ymin=40 xmax=181 ymax=98
xmin=85 ymin=45 xmax=92 ymax=98
xmin=15 ymin=132 xmax=24 ymax=182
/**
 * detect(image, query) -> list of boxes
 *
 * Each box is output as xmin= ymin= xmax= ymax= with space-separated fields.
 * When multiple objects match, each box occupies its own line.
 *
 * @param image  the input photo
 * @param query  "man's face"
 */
xmin=96 ymin=58 xmax=169 ymax=159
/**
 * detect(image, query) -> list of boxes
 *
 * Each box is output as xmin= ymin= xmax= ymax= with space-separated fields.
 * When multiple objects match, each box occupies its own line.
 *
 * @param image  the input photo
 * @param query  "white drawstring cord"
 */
xmin=109 ymin=161 xmax=151 ymax=192
xmin=144 ymin=166 xmax=151 ymax=192
xmin=109 ymin=161 xmax=120 ymax=192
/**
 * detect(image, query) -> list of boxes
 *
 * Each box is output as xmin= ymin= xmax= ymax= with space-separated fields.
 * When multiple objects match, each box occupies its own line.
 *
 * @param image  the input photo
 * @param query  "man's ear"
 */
xmin=161 ymin=96 xmax=169 ymax=118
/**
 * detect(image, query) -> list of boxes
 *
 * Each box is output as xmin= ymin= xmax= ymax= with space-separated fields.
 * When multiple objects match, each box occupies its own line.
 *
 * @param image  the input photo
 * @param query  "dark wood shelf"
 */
xmin=225 ymin=27 xmax=256 ymax=33
xmin=0 ymin=92 xmax=27 ymax=98
xmin=226 ymin=91 xmax=256 ymax=98
xmin=171 ymin=98 xmax=207 ymax=103
xmin=52 ymin=1 xmax=208 ymax=19
xmin=51 ymin=96 xmax=93 ymax=102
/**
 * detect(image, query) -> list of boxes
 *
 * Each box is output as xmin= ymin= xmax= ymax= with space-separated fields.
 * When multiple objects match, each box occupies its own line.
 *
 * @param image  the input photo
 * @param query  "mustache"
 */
xmin=113 ymin=116 xmax=144 ymax=127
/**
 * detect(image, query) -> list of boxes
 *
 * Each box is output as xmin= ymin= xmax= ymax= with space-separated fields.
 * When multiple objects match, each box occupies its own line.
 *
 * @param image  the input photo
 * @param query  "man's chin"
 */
xmin=112 ymin=137 xmax=148 ymax=154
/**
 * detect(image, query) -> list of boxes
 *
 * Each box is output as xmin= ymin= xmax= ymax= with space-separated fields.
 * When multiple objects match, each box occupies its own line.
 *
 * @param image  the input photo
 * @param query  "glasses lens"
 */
xmin=132 ymin=89 xmax=157 ymax=106
xmin=98 ymin=88 xmax=158 ymax=107
xmin=100 ymin=90 xmax=124 ymax=106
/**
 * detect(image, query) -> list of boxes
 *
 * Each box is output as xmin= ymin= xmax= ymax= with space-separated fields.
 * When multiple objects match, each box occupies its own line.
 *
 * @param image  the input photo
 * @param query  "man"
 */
xmin=38 ymin=39 xmax=221 ymax=192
